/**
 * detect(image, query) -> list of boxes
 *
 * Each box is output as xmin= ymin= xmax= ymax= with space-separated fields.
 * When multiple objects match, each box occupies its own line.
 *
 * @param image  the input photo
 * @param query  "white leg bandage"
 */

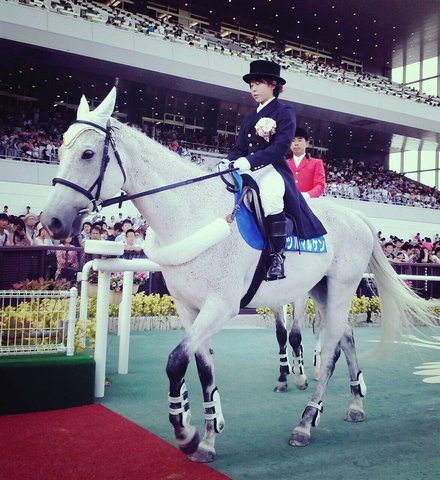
xmin=350 ymin=371 xmax=367 ymax=397
xmin=303 ymin=400 xmax=324 ymax=427
xmin=203 ymin=388 xmax=225 ymax=434
xmin=168 ymin=382 xmax=191 ymax=427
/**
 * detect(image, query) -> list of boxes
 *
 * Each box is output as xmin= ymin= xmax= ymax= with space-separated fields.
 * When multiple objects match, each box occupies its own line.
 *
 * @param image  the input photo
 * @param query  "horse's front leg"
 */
xmin=274 ymin=305 xmax=290 ymax=393
xmin=167 ymin=296 xmax=237 ymax=462
xmin=341 ymin=326 xmax=367 ymax=422
xmin=166 ymin=340 xmax=200 ymax=455
xmin=189 ymin=342 xmax=225 ymax=463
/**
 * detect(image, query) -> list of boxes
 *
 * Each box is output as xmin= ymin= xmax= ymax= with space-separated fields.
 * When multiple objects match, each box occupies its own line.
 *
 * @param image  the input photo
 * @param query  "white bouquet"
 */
xmin=255 ymin=117 xmax=277 ymax=142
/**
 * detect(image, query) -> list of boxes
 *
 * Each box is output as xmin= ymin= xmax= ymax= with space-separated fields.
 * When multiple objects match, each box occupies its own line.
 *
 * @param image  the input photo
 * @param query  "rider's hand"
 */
xmin=217 ymin=159 xmax=230 ymax=169
xmin=232 ymin=157 xmax=251 ymax=173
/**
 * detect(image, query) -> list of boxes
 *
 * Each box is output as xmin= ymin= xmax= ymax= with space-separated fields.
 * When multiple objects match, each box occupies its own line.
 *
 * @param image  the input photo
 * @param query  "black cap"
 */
xmin=294 ymin=127 xmax=309 ymax=141
xmin=243 ymin=60 xmax=286 ymax=85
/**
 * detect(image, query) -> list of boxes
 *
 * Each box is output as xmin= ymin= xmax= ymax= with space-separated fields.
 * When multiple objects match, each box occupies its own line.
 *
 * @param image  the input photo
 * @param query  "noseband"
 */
xmin=52 ymin=120 xmax=126 ymax=213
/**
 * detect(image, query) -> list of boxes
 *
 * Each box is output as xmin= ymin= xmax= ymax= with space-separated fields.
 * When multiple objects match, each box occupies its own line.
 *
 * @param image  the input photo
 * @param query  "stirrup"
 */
xmin=266 ymin=252 xmax=285 ymax=281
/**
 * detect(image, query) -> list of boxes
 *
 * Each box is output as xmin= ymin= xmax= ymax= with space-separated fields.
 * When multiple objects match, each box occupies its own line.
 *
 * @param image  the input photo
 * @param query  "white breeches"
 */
xmin=248 ymin=164 xmax=285 ymax=216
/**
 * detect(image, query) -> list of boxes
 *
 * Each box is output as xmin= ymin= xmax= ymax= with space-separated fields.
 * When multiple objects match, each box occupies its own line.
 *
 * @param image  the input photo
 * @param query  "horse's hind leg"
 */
xmin=312 ymin=312 xmax=323 ymax=381
xmin=341 ymin=326 xmax=367 ymax=422
xmin=274 ymin=305 xmax=290 ymax=393
xmin=188 ymin=341 xmax=225 ymax=463
xmin=289 ymin=296 xmax=308 ymax=390
xmin=289 ymin=279 xmax=352 ymax=447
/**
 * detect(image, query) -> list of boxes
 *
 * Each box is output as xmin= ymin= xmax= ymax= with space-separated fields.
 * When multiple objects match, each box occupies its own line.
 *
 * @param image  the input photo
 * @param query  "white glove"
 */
xmin=232 ymin=157 xmax=251 ymax=173
xmin=301 ymin=192 xmax=311 ymax=199
xmin=217 ymin=158 xmax=230 ymax=169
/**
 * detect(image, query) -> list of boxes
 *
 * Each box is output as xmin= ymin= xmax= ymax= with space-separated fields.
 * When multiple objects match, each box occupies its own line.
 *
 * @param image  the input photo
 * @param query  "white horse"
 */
xmin=42 ymin=89 xmax=437 ymax=463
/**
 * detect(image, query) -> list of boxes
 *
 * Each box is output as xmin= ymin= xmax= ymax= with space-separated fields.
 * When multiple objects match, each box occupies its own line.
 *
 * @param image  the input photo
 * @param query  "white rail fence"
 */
xmin=0 ymin=288 xmax=77 ymax=356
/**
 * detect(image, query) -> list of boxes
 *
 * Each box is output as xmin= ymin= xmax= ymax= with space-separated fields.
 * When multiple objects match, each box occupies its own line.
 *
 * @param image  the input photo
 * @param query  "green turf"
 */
xmin=100 ymin=328 xmax=440 ymax=480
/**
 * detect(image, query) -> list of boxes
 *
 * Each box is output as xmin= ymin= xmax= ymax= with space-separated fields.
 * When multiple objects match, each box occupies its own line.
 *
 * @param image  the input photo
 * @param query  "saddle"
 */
xmin=228 ymin=172 xmax=327 ymax=308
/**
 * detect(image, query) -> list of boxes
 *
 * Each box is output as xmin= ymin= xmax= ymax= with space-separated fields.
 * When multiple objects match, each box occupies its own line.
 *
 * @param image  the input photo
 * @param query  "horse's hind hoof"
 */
xmin=179 ymin=430 xmax=200 ymax=455
xmin=274 ymin=382 xmax=288 ymax=393
xmin=188 ymin=442 xmax=216 ymax=463
xmin=288 ymin=428 xmax=311 ymax=447
xmin=344 ymin=409 xmax=365 ymax=423
xmin=294 ymin=376 xmax=308 ymax=391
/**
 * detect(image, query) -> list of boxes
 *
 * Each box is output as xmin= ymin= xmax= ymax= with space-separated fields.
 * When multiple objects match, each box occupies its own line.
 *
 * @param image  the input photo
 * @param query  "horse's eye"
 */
xmin=82 ymin=149 xmax=94 ymax=160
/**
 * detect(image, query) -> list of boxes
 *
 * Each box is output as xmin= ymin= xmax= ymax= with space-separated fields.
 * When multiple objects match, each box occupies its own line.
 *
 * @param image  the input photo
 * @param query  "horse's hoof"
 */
xmin=274 ymin=382 xmax=288 ymax=393
xmin=178 ymin=430 xmax=200 ymax=455
xmin=188 ymin=443 xmax=216 ymax=463
xmin=289 ymin=428 xmax=311 ymax=447
xmin=344 ymin=409 xmax=365 ymax=422
xmin=294 ymin=377 xmax=308 ymax=390
xmin=313 ymin=372 xmax=320 ymax=381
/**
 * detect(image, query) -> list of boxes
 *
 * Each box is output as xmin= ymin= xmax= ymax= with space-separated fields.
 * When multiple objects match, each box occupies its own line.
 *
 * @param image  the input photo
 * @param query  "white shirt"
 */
xmin=256 ymin=96 xmax=275 ymax=113
xmin=293 ymin=154 xmax=306 ymax=168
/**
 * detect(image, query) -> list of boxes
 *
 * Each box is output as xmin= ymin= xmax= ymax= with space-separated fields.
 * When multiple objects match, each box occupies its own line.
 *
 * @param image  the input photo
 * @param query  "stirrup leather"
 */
xmin=203 ymin=387 xmax=225 ymax=434
xmin=168 ymin=381 xmax=191 ymax=427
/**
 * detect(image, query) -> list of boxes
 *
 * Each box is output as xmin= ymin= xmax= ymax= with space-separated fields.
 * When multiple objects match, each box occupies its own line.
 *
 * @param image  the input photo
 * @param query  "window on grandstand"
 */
xmin=389 ymin=152 xmax=401 ymax=173
xmin=405 ymin=62 xmax=420 ymax=84
xmin=422 ymin=78 xmax=438 ymax=96
xmin=391 ymin=66 xmax=403 ymax=84
xmin=419 ymin=150 xmax=437 ymax=188
xmin=422 ymin=57 xmax=438 ymax=79
xmin=403 ymin=150 xmax=418 ymax=182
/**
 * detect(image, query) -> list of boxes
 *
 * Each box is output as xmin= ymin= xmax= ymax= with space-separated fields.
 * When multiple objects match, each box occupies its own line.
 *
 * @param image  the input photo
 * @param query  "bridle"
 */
xmin=52 ymin=119 xmax=240 ymax=215
xmin=52 ymin=120 xmax=126 ymax=213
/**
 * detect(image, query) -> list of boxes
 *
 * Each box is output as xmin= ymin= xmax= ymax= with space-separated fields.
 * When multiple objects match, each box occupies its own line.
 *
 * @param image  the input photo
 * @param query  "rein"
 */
xmin=52 ymin=119 xmax=239 ymax=214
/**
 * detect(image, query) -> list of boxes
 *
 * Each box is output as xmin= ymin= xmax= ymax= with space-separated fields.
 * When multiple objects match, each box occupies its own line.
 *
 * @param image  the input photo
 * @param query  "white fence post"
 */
xmin=66 ymin=287 xmax=78 ymax=357
xmin=118 ymin=271 xmax=134 ymax=374
xmin=94 ymin=270 xmax=111 ymax=398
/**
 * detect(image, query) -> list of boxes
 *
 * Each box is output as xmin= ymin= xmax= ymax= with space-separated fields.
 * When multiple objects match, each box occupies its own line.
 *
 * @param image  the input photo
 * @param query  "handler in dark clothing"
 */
xmin=227 ymin=60 xmax=326 ymax=280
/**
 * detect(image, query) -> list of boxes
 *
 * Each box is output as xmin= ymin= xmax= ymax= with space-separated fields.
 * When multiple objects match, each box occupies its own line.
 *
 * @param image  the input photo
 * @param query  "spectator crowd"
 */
xmin=0 ymin=205 xmax=149 ymax=282
xmin=324 ymin=158 xmax=440 ymax=208
xmin=16 ymin=0 xmax=440 ymax=108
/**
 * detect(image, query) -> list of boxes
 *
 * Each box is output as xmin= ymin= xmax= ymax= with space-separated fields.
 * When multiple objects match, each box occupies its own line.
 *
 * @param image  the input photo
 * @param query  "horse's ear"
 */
xmin=94 ymin=87 xmax=117 ymax=120
xmin=77 ymin=95 xmax=90 ymax=118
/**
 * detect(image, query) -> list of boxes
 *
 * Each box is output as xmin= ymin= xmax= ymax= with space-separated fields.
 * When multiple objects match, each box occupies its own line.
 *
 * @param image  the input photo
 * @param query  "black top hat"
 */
xmin=294 ymin=127 xmax=309 ymax=141
xmin=243 ymin=60 xmax=286 ymax=85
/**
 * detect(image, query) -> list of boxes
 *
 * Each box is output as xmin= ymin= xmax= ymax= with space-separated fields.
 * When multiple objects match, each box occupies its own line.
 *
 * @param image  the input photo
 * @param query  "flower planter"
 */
xmin=87 ymin=284 xmax=139 ymax=304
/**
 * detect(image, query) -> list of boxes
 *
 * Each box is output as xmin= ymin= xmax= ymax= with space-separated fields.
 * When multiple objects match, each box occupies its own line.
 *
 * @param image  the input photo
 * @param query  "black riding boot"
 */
xmin=266 ymin=212 xmax=288 ymax=281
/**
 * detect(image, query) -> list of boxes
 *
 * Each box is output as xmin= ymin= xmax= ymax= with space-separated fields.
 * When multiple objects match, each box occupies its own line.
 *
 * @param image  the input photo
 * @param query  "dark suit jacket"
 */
xmin=227 ymin=99 xmax=326 ymax=239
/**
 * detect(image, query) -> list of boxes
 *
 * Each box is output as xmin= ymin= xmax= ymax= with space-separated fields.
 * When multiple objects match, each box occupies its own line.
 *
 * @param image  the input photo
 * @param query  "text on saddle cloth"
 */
xmin=232 ymin=172 xmax=327 ymax=253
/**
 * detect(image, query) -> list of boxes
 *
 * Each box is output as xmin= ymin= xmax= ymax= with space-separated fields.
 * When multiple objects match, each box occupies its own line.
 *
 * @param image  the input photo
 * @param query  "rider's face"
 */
xmin=291 ymin=136 xmax=308 ymax=157
xmin=249 ymin=80 xmax=275 ymax=105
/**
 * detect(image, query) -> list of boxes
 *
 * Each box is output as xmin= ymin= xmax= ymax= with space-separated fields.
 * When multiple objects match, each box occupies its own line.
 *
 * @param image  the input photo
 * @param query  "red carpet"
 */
xmin=0 ymin=404 xmax=230 ymax=480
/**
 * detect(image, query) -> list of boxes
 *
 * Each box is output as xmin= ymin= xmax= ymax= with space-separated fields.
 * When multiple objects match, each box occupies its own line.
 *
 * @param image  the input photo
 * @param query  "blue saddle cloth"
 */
xmin=233 ymin=173 xmax=327 ymax=253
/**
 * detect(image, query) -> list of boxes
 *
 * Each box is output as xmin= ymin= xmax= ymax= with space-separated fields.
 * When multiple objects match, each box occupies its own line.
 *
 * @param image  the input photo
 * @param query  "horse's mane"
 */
xmin=111 ymin=118 xmax=214 ymax=173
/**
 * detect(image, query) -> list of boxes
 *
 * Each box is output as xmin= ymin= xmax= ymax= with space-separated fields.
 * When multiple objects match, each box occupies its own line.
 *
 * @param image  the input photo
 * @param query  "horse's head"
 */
xmin=41 ymin=88 xmax=126 ymax=238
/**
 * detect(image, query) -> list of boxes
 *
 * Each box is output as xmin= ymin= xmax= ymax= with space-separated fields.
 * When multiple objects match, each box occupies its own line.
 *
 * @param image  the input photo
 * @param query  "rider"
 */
xmin=226 ymin=60 xmax=327 ymax=280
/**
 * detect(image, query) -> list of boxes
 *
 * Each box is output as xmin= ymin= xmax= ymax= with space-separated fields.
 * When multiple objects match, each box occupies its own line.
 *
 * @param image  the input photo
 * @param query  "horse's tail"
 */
xmin=359 ymin=214 xmax=439 ymax=353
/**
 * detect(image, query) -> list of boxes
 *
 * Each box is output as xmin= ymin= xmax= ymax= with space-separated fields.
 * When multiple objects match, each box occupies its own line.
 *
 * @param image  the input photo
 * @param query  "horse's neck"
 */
xmin=118 ymin=124 xmax=231 ymax=242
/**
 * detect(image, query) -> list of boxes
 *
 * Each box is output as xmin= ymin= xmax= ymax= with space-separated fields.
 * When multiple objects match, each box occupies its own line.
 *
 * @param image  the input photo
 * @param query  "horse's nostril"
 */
xmin=51 ymin=217 xmax=63 ymax=231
